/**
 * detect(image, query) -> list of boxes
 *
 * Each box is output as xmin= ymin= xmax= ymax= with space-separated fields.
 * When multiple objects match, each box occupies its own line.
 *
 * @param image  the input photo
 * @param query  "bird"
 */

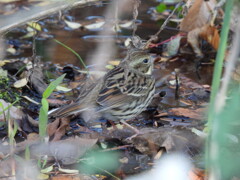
xmin=49 ymin=48 xmax=155 ymax=125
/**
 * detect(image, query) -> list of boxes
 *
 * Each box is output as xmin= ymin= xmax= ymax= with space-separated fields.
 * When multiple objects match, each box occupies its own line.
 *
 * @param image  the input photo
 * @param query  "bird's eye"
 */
xmin=142 ymin=59 xmax=149 ymax=63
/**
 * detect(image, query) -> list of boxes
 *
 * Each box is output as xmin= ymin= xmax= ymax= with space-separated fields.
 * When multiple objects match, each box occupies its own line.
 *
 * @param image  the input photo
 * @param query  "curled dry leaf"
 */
xmin=29 ymin=67 xmax=48 ymax=95
xmin=47 ymin=117 xmax=70 ymax=141
xmin=180 ymin=0 xmax=217 ymax=32
xmin=180 ymin=0 xmax=219 ymax=56
xmin=199 ymin=24 xmax=220 ymax=50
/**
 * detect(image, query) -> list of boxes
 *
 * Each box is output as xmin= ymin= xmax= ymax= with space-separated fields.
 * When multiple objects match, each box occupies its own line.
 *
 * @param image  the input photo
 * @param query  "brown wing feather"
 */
xmin=96 ymin=66 xmax=153 ymax=109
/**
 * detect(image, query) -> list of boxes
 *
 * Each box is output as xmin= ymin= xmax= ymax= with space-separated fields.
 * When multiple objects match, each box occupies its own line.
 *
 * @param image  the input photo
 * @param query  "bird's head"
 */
xmin=124 ymin=49 xmax=154 ymax=75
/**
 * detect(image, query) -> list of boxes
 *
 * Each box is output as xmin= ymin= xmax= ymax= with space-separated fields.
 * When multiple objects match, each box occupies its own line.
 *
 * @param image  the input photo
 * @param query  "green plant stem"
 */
xmin=207 ymin=0 xmax=233 ymax=127
xmin=53 ymin=39 xmax=88 ymax=71
xmin=206 ymin=0 xmax=234 ymax=172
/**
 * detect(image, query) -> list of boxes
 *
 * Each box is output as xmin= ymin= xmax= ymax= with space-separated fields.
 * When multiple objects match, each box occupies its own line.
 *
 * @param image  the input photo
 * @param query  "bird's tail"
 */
xmin=48 ymin=103 xmax=88 ymax=118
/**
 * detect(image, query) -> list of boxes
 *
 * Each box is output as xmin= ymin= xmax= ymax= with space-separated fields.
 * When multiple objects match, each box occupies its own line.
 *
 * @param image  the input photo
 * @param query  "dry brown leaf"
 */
xmin=166 ymin=107 xmax=206 ymax=120
xmin=180 ymin=0 xmax=217 ymax=32
xmin=128 ymin=127 xmax=204 ymax=154
xmin=47 ymin=117 xmax=70 ymax=141
xmin=180 ymin=0 xmax=219 ymax=56
xmin=51 ymin=174 xmax=81 ymax=180
xmin=189 ymin=168 xmax=206 ymax=180
xmin=199 ymin=24 xmax=220 ymax=50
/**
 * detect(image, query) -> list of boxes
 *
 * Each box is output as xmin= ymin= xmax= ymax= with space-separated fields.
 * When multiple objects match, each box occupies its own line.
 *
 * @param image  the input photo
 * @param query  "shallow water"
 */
xmin=4 ymin=0 xmax=213 ymax=110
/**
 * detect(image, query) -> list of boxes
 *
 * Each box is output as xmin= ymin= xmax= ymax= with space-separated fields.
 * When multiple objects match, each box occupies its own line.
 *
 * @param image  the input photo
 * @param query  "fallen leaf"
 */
xmin=47 ymin=118 xmax=69 ymax=141
xmin=27 ymin=22 xmax=42 ymax=31
xmin=180 ymin=0 xmax=217 ymax=32
xmin=29 ymin=66 xmax=48 ymax=95
xmin=64 ymin=20 xmax=82 ymax=29
xmin=164 ymin=107 xmax=206 ymax=120
xmin=162 ymin=35 xmax=181 ymax=57
xmin=13 ymin=77 xmax=28 ymax=88
xmin=48 ymin=137 xmax=98 ymax=165
xmin=6 ymin=47 xmax=17 ymax=54
xmin=180 ymin=0 xmax=219 ymax=56
xmin=0 ymin=68 xmax=7 ymax=78
xmin=58 ymin=167 xmax=79 ymax=174
xmin=0 ymin=99 xmax=24 ymax=122
xmin=21 ymin=31 xmax=37 ymax=39
xmin=199 ymin=24 xmax=220 ymax=50
xmin=51 ymin=174 xmax=81 ymax=180
xmin=84 ymin=21 xmax=105 ymax=30
xmin=119 ymin=20 xmax=134 ymax=28
xmin=41 ymin=165 xmax=54 ymax=174
xmin=0 ymin=60 xmax=11 ymax=67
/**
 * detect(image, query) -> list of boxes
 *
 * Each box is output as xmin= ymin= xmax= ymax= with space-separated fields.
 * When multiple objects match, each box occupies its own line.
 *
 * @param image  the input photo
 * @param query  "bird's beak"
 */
xmin=146 ymin=57 xmax=154 ymax=75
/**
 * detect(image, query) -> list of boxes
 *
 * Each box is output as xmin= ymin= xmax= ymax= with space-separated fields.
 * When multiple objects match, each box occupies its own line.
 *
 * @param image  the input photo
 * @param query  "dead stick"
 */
xmin=0 ymin=0 xmax=100 ymax=34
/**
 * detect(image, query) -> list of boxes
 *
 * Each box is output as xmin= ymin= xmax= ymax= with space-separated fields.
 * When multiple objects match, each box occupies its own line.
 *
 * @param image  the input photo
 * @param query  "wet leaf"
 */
xmin=13 ymin=77 xmax=28 ymax=88
xmin=64 ymin=20 xmax=82 ymax=29
xmin=0 ymin=60 xmax=11 ymax=67
xmin=6 ymin=47 xmax=17 ymax=54
xmin=27 ymin=22 xmax=42 ymax=31
xmin=58 ymin=167 xmax=79 ymax=174
xmin=119 ymin=21 xmax=133 ymax=28
xmin=84 ymin=21 xmax=105 ymax=30
xmin=21 ymin=31 xmax=37 ymax=39
xmin=41 ymin=165 xmax=53 ymax=173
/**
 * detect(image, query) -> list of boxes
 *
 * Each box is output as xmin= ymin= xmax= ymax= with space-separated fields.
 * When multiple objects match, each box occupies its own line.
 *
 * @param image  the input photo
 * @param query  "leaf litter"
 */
xmin=0 ymin=0 xmax=229 ymax=179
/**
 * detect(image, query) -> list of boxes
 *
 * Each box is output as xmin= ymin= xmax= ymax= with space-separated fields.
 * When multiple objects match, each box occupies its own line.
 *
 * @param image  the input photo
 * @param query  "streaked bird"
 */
xmin=49 ymin=48 xmax=155 ymax=124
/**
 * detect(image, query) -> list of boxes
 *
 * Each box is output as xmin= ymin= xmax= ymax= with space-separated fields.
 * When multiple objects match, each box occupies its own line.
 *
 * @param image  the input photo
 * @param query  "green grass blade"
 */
xmin=39 ymin=98 xmax=49 ymax=138
xmin=207 ymin=0 xmax=234 ymax=127
xmin=54 ymin=39 xmax=88 ymax=72
xmin=42 ymin=73 xmax=66 ymax=99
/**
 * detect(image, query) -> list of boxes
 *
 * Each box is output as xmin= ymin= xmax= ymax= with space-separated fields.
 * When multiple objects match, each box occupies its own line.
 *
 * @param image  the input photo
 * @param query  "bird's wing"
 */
xmin=96 ymin=66 xmax=154 ymax=108
xmin=49 ymin=79 xmax=102 ymax=118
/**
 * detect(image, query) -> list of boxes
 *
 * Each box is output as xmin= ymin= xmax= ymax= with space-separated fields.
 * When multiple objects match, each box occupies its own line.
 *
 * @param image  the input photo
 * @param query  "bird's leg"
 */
xmin=120 ymin=120 xmax=142 ymax=140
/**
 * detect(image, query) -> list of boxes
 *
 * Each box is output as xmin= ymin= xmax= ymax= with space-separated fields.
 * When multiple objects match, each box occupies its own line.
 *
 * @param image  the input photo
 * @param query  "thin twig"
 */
xmin=146 ymin=2 xmax=183 ymax=48
xmin=132 ymin=0 xmax=141 ymax=36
